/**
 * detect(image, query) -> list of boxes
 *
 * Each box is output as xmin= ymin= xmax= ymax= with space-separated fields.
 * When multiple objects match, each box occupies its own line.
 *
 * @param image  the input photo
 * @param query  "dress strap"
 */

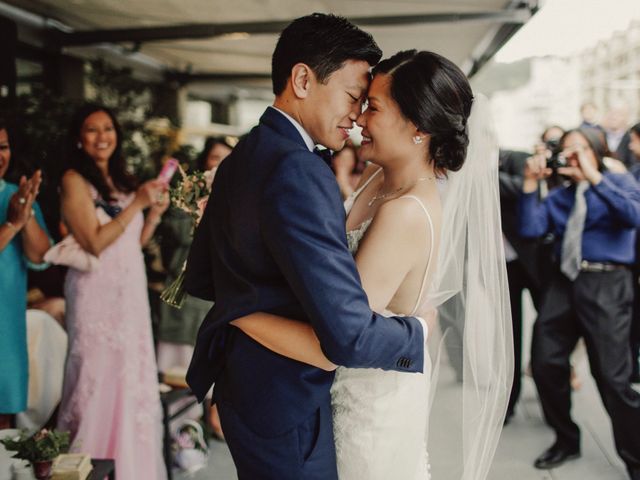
xmin=352 ymin=167 xmax=382 ymax=201
xmin=397 ymin=195 xmax=435 ymax=316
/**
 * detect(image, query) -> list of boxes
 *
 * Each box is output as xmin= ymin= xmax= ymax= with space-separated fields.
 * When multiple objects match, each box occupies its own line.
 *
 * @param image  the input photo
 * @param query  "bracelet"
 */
xmin=114 ymin=217 xmax=126 ymax=233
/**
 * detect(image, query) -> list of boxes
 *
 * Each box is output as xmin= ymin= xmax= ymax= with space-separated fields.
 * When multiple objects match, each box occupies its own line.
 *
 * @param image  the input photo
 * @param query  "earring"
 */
xmin=412 ymin=136 xmax=423 ymax=145
xmin=76 ymin=142 xmax=82 ymax=149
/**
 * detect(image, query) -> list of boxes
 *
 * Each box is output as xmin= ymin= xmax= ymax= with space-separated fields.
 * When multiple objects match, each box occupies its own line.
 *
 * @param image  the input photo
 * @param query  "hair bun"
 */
xmin=431 ymin=130 xmax=468 ymax=172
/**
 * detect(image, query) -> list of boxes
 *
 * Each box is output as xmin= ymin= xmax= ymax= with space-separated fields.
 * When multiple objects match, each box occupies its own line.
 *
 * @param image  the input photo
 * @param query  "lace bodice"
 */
xmin=346 ymin=219 xmax=373 ymax=254
xmin=332 ymin=167 xmax=432 ymax=480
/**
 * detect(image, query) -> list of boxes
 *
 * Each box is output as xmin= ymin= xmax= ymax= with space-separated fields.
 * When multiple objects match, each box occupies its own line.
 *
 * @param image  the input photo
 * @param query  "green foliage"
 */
xmin=85 ymin=58 xmax=188 ymax=180
xmin=0 ymin=429 xmax=70 ymax=463
xmin=1 ymin=58 xmax=196 ymax=237
xmin=3 ymin=58 xmax=194 ymax=181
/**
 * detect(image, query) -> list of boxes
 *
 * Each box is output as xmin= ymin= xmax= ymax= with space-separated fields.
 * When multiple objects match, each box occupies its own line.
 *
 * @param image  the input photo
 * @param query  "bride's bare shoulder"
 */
xmin=371 ymin=195 xmax=430 ymax=234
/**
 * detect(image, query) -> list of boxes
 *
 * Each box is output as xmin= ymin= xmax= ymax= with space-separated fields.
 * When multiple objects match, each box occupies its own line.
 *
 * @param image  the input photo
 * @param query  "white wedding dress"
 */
xmin=331 ymin=170 xmax=433 ymax=480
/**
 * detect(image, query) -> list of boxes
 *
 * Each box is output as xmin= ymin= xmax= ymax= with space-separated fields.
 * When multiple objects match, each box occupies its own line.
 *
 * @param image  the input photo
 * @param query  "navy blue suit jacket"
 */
xmin=184 ymin=107 xmax=424 ymax=436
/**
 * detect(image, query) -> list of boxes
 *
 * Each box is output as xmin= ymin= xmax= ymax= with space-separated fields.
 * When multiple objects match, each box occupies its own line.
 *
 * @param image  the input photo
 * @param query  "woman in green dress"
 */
xmin=156 ymin=137 xmax=233 ymax=438
xmin=0 ymin=121 xmax=51 ymax=429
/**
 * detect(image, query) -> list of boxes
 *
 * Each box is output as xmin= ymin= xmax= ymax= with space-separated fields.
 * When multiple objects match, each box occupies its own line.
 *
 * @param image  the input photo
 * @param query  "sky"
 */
xmin=495 ymin=0 xmax=640 ymax=63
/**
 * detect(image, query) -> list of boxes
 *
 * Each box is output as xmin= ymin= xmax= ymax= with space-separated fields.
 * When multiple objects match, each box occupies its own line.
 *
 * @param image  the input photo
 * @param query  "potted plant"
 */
xmin=0 ymin=428 xmax=70 ymax=479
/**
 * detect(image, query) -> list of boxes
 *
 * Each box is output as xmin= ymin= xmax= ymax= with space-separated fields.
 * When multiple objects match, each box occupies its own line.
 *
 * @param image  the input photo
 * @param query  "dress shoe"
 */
xmin=534 ymin=443 xmax=580 ymax=469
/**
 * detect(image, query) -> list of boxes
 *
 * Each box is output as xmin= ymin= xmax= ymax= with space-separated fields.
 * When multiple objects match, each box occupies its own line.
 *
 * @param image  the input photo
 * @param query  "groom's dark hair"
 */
xmin=271 ymin=13 xmax=382 ymax=95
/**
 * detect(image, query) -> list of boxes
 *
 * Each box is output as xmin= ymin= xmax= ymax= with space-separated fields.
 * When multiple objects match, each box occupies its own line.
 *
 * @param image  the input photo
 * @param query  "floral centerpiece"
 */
xmin=160 ymin=166 xmax=215 ymax=308
xmin=0 ymin=428 xmax=70 ymax=479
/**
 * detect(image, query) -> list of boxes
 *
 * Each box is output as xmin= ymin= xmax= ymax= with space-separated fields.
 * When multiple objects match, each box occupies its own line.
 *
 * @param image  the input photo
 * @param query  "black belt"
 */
xmin=579 ymin=260 xmax=629 ymax=272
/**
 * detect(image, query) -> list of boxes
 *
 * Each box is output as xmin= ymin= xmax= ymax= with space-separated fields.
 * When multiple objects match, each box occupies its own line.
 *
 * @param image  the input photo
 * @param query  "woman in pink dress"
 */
xmin=57 ymin=104 xmax=169 ymax=480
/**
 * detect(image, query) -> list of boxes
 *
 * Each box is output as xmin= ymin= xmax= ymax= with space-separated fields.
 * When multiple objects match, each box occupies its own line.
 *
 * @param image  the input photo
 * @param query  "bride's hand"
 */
xmin=230 ymin=313 xmax=338 ymax=371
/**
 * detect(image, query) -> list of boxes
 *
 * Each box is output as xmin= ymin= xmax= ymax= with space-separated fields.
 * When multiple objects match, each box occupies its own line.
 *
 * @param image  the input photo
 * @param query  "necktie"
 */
xmin=560 ymin=180 xmax=589 ymax=280
xmin=313 ymin=147 xmax=333 ymax=167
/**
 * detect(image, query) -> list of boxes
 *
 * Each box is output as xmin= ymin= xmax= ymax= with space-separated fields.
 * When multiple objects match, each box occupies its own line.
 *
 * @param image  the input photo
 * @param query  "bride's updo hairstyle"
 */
xmin=373 ymin=50 xmax=474 ymax=173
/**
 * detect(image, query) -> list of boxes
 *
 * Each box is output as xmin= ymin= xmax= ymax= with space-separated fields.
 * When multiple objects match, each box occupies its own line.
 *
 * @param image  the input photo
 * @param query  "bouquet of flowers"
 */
xmin=160 ymin=165 xmax=215 ymax=308
xmin=169 ymin=167 xmax=215 ymax=225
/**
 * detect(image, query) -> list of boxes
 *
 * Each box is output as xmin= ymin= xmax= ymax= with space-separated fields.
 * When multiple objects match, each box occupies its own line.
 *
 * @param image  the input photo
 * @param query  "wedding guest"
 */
xmin=331 ymin=139 xmax=364 ymax=200
xmin=520 ymin=127 xmax=640 ymax=479
xmin=579 ymin=102 xmax=604 ymax=133
xmin=197 ymin=136 xmax=234 ymax=171
xmin=604 ymin=105 xmax=631 ymax=154
xmin=156 ymin=137 xmax=233 ymax=439
xmin=628 ymin=123 xmax=640 ymax=382
xmin=56 ymin=104 xmax=169 ymax=479
xmin=631 ymin=123 xmax=640 ymax=162
xmin=0 ymin=120 xmax=50 ymax=430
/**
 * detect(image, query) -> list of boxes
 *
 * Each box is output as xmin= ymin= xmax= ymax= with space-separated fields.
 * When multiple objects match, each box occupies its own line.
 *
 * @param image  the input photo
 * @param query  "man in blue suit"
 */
xmin=184 ymin=13 xmax=427 ymax=479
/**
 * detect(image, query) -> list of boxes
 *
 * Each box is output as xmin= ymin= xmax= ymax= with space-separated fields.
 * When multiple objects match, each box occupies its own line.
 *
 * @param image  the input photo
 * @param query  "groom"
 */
xmin=185 ymin=13 xmax=426 ymax=479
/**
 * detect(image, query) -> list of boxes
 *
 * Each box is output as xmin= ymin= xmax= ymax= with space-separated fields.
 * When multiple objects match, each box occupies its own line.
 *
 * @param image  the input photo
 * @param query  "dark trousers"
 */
xmin=531 ymin=268 xmax=640 ymax=469
xmin=217 ymin=398 xmax=338 ymax=480
xmin=506 ymin=260 xmax=543 ymax=416
xmin=631 ymin=266 xmax=640 ymax=378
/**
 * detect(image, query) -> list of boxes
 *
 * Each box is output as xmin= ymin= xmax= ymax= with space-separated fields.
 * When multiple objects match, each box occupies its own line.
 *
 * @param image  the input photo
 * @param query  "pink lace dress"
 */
xmin=58 ymin=190 xmax=167 ymax=480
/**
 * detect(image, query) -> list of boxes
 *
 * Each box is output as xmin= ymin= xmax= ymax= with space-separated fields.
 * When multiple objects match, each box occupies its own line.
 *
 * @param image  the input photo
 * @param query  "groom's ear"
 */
xmin=290 ymin=63 xmax=312 ymax=99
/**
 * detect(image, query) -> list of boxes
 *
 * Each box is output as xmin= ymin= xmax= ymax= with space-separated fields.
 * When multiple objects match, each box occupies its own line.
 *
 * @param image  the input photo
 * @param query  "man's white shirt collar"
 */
xmin=270 ymin=106 xmax=315 ymax=152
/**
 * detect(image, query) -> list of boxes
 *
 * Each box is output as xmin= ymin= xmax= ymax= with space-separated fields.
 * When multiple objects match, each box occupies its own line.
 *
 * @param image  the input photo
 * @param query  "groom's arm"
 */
xmin=261 ymin=152 xmax=425 ymax=372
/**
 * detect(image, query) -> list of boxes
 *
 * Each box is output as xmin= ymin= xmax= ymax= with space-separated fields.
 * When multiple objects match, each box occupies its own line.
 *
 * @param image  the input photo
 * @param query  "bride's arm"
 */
xmin=231 ymin=198 xmax=430 ymax=369
xmin=230 ymin=314 xmax=337 ymax=371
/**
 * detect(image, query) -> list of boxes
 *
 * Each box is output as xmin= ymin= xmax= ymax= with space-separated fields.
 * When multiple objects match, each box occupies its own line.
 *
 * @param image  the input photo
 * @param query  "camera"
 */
xmin=545 ymin=139 xmax=567 ymax=172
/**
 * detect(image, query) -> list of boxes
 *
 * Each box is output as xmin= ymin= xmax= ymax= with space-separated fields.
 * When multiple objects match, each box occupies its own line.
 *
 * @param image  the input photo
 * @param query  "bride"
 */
xmin=231 ymin=50 xmax=512 ymax=479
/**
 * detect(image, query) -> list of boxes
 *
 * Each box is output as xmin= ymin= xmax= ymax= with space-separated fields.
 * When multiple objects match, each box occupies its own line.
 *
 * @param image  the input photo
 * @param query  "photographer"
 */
xmin=519 ymin=127 xmax=640 ymax=479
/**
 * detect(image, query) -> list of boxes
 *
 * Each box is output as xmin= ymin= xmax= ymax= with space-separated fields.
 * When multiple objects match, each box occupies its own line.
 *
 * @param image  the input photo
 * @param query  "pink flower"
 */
xmin=176 ymin=432 xmax=195 ymax=449
xmin=195 ymin=198 xmax=209 ymax=224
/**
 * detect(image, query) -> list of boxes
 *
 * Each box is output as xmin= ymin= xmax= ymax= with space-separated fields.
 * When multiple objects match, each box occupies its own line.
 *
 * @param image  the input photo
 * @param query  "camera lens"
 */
xmin=557 ymin=153 xmax=567 ymax=167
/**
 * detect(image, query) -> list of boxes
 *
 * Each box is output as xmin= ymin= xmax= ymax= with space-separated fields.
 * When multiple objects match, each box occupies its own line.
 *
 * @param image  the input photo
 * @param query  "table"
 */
xmin=89 ymin=459 xmax=115 ymax=479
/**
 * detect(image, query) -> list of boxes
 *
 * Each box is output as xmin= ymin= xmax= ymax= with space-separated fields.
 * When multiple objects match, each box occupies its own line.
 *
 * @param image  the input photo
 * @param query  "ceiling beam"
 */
xmin=54 ymin=8 xmax=533 ymax=46
xmin=166 ymin=71 xmax=271 ymax=84
xmin=466 ymin=0 xmax=540 ymax=76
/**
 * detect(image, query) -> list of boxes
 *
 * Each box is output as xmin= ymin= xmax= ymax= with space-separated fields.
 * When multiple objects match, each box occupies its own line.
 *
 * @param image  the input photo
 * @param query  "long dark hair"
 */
xmin=560 ymin=127 xmax=610 ymax=171
xmin=271 ymin=13 xmax=382 ymax=95
xmin=196 ymin=136 xmax=234 ymax=171
xmin=373 ymin=50 xmax=474 ymax=174
xmin=65 ymin=104 xmax=137 ymax=201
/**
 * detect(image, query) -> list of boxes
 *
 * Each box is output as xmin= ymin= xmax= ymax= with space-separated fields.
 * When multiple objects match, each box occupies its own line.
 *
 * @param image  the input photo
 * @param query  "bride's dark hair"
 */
xmin=373 ymin=50 xmax=474 ymax=173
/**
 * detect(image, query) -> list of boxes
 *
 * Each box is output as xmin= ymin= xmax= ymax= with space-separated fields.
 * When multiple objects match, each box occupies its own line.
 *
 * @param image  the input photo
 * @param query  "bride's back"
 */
xmin=345 ymin=165 xmax=442 ymax=316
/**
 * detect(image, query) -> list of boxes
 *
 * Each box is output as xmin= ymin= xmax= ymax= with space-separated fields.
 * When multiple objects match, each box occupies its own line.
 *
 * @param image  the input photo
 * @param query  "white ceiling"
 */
xmin=5 ymin=0 xmax=536 ymax=97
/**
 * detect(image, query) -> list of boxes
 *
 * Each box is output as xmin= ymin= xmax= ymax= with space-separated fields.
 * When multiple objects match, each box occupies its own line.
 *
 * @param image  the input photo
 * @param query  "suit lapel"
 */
xmin=260 ymin=107 xmax=309 ymax=150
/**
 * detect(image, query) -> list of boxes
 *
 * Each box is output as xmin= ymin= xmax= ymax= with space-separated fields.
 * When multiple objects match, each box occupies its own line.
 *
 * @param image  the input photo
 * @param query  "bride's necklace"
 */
xmin=367 ymin=176 xmax=434 ymax=207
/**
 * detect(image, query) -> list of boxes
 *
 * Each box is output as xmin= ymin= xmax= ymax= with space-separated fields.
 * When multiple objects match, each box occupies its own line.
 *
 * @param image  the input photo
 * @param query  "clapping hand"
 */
xmin=7 ymin=170 xmax=42 ymax=229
